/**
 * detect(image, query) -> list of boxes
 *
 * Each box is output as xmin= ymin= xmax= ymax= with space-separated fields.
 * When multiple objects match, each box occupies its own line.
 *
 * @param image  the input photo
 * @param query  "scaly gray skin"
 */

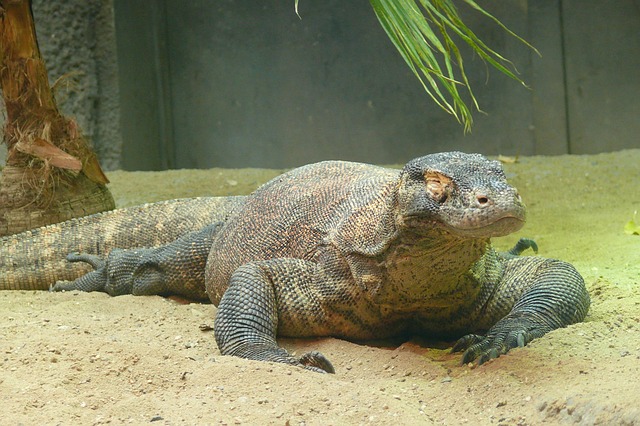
xmin=0 ymin=152 xmax=590 ymax=373
xmin=0 ymin=197 xmax=244 ymax=291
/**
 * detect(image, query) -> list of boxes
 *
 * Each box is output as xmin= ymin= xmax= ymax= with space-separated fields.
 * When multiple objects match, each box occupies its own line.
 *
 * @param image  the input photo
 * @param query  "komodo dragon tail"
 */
xmin=0 ymin=196 xmax=245 ymax=291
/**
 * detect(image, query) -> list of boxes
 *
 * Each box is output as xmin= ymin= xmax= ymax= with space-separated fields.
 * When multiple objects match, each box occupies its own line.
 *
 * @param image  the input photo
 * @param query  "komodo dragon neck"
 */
xmin=374 ymin=227 xmax=491 ymax=313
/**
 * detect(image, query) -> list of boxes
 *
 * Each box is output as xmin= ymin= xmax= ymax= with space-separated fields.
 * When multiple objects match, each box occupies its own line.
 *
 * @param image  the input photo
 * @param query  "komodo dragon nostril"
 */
xmin=476 ymin=195 xmax=489 ymax=205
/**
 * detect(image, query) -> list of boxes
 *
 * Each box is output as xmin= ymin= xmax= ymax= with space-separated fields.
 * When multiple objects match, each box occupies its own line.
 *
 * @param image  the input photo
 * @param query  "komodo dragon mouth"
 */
xmin=405 ymin=211 xmax=525 ymax=239
xmin=438 ymin=204 xmax=526 ymax=238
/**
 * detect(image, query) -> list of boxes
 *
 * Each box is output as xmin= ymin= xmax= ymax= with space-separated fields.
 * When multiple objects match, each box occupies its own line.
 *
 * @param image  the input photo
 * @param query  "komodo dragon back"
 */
xmin=0 ymin=196 xmax=244 ymax=290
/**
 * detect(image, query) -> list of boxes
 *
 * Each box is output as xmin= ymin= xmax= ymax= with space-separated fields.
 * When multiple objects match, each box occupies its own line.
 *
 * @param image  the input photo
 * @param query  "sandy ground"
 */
xmin=1 ymin=150 xmax=639 ymax=425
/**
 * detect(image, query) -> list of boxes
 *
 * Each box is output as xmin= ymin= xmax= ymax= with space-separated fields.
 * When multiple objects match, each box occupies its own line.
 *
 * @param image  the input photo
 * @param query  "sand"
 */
xmin=2 ymin=150 xmax=639 ymax=425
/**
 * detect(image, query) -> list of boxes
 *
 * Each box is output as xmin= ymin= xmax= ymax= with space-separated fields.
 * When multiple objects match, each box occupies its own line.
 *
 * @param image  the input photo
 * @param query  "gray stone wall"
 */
xmin=0 ymin=0 xmax=121 ymax=170
xmin=114 ymin=0 xmax=640 ymax=171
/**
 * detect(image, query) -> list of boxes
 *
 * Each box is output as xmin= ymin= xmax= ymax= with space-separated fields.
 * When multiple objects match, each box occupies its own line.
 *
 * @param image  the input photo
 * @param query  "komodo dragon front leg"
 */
xmin=452 ymin=255 xmax=590 ymax=364
xmin=214 ymin=258 xmax=338 ymax=374
xmin=52 ymin=223 xmax=223 ymax=301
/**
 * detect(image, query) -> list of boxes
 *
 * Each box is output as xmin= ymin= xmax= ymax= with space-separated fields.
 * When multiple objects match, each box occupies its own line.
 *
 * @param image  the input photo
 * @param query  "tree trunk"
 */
xmin=0 ymin=0 xmax=114 ymax=236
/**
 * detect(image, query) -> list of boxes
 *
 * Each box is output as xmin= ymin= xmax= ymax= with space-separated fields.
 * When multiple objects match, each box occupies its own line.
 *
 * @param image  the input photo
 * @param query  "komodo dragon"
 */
xmin=0 ymin=152 xmax=590 ymax=373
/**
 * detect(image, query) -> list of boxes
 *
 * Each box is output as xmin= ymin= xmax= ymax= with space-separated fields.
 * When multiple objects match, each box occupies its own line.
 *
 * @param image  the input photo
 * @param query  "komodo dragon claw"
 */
xmin=451 ymin=314 xmax=552 ymax=365
xmin=66 ymin=252 xmax=106 ymax=269
xmin=506 ymin=238 xmax=538 ymax=257
xmin=298 ymin=351 xmax=335 ymax=374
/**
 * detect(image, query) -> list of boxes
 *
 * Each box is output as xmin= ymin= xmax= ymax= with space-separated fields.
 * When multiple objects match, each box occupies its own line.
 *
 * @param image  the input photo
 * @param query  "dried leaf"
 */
xmin=497 ymin=155 xmax=519 ymax=164
xmin=81 ymin=152 xmax=110 ymax=185
xmin=15 ymin=137 xmax=82 ymax=172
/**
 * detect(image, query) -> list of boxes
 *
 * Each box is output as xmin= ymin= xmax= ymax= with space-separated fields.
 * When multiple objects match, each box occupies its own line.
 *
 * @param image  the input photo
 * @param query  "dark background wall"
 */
xmin=1 ymin=1 xmax=638 ymax=171
xmin=561 ymin=1 xmax=640 ymax=153
xmin=114 ymin=0 xmax=640 ymax=170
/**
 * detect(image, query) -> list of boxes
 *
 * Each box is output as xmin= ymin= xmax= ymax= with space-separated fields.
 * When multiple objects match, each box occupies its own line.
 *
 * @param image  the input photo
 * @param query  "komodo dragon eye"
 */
xmin=424 ymin=172 xmax=452 ymax=204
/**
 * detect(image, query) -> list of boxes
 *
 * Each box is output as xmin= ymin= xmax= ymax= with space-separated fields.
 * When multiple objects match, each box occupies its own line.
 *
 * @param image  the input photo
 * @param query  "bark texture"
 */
xmin=0 ymin=0 xmax=114 ymax=236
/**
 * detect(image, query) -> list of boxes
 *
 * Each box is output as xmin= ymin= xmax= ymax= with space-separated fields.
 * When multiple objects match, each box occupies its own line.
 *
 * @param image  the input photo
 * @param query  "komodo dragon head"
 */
xmin=396 ymin=152 xmax=525 ymax=238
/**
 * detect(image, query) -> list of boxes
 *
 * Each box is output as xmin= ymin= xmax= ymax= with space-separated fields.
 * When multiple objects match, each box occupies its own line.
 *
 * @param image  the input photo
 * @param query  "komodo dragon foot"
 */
xmin=451 ymin=313 xmax=554 ymax=365
xmin=451 ymin=239 xmax=588 ymax=365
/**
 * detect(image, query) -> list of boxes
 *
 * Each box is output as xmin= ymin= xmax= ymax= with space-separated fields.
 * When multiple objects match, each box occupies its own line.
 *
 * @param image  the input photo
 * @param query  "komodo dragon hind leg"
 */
xmin=214 ymin=259 xmax=335 ymax=374
xmin=52 ymin=223 xmax=223 ymax=301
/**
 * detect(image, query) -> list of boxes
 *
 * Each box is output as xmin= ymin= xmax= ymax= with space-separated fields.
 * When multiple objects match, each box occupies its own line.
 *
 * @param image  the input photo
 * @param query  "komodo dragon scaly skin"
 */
xmin=0 ymin=197 xmax=243 ymax=292
xmin=0 ymin=152 xmax=590 ymax=373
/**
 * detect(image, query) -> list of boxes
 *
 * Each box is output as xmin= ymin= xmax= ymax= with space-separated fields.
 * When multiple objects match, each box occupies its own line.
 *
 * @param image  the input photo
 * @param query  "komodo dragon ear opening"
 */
xmin=424 ymin=171 xmax=453 ymax=204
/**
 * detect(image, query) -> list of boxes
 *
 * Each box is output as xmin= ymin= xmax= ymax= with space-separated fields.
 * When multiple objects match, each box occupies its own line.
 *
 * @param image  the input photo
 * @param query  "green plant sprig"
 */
xmin=370 ymin=0 xmax=538 ymax=131
xmin=296 ymin=0 xmax=538 ymax=131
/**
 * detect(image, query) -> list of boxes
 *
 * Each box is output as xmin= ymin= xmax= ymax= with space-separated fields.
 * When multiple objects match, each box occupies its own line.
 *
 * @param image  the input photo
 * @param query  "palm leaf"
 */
xmin=370 ymin=0 xmax=535 ymax=131
xmin=295 ymin=0 xmax=533 ymax=130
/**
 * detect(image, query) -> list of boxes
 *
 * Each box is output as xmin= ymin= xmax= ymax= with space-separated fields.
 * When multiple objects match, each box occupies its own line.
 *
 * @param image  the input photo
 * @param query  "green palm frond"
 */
xmin=370 ymin=0 xmax=537 ymax=131
xmin=295 ymin=0 xmax=536 ymax=130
